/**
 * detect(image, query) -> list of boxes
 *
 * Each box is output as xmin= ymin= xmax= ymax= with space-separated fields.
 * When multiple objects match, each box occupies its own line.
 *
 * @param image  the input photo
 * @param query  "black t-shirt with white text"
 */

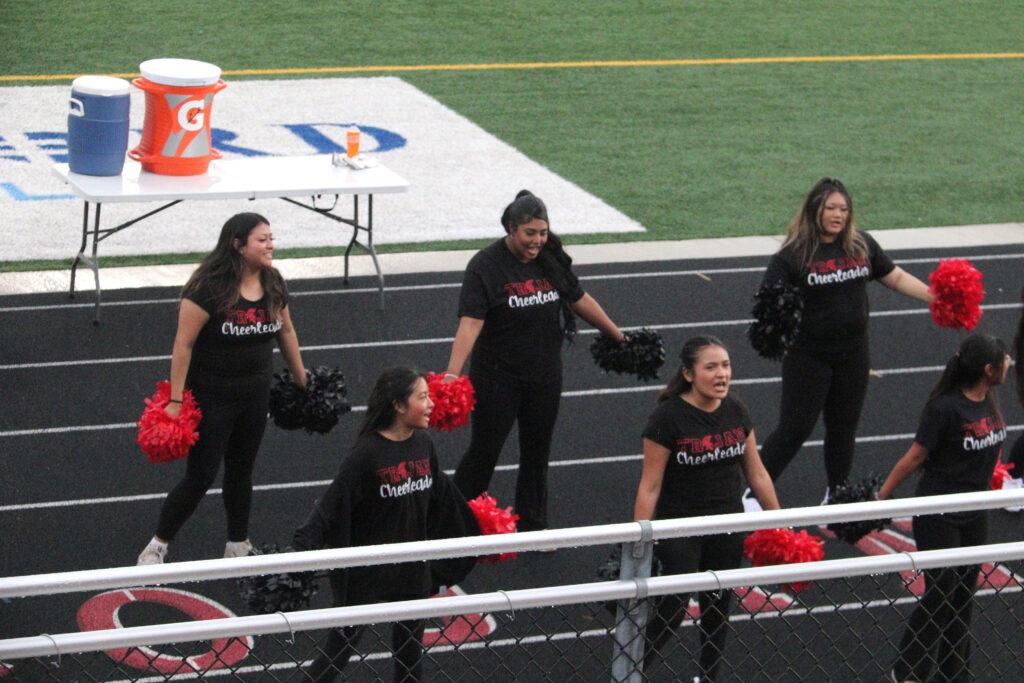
xmin=293 ymin=430 xmax=443 ymax=604
xmin=458 ymin=239 xmax=584 ymax=382
xmin=915 ymin=391 xmax=1006 ymax=496
xmin=185 ymin=275 xmax=287 ymax=391
xmin=642 ymin=394 xmax=753 ymax=517
xmin=762 ymin=232 xmax=894 ymax=352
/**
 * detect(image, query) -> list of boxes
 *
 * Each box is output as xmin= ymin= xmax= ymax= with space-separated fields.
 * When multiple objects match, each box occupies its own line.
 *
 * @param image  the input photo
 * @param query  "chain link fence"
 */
xmin=3 ymin=493 xmax=1023 ymax=682
xmin=3 ymin=552 xmax=1021 ymax=681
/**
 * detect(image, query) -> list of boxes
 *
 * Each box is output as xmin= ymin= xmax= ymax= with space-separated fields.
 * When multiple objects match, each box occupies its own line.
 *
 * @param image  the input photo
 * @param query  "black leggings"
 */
xmin=156 ymin=384 xmax=269 ymax=542
xmin=759 ymin=340 xmax=870 ymax=491
xmin=644 ymin=531 xmax=745 ymax=682
xmin=305 ymin=619 xmax=425 ymax=682
xmin=893 ymin=512 xmax=987 ymax=683
xmin=453 ymin=366 xmax=562 ymax=531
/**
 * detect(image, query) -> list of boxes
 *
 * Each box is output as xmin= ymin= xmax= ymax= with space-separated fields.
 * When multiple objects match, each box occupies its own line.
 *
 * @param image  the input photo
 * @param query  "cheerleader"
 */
xmin=445 ymin=190 xmax=624 ymax=531
xmin=752 ymin=177 xmax=933 ymax=507
xmin=634 ymin=336 xmax=779 ymax=682
xmin=878 ymin=334 xmax=1009 ymax=682
xmin=292 ymin=367 xmax=475 ymax=682
xmin=137 ymin=213 xmax=306 ymax=565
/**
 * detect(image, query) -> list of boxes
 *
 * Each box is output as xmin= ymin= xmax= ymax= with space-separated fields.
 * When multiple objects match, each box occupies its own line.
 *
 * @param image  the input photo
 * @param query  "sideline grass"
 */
xmin=1 ymin=2 xmax=1022 ymax=267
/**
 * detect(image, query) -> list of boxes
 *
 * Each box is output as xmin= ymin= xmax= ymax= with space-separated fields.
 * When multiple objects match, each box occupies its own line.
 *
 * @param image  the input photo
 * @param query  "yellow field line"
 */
xmin=4 ymin=52 xmax=1023 ymax=82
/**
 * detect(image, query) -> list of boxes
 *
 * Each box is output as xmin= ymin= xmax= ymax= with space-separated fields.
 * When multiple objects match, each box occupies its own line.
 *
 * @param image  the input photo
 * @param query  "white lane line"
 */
xmin=3 ymin=302 xmax=1021 ymax=372
xmin=5 ymin=424 xmax=1020 ymax=513
xmin=0 ymin=363 xmax=947 ymax=438
xmin=2 ymin=251 xmax=1021 ymax=314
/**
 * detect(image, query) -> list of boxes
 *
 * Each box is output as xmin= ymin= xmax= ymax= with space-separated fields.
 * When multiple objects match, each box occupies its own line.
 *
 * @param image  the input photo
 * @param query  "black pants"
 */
xmin=453 ymin=366 xmax=562 ymax=531
xmin=893 ymin=511 xmax=987 ymax=682
xmin=156 ymin=384 xmax=269 ymax=542
xmin=760 ymin=340 xmax=870 ymax=491
xmin=644 ymin=531 xmax=745 ymax=682
xmin=305 ymin=619 xmax=425 ymax=682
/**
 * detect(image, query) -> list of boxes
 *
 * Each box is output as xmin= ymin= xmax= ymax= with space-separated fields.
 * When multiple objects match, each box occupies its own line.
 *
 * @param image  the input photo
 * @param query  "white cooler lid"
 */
xmin=71 ymin=75 xmax=131 ymax=96
xmin=139 ymin=58 xmax=221 ymax=86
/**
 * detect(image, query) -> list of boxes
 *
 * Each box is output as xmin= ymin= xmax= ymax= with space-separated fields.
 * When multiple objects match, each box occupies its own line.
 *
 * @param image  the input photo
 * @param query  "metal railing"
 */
xmin=2 ymin=489 xmax=1023 ymax=681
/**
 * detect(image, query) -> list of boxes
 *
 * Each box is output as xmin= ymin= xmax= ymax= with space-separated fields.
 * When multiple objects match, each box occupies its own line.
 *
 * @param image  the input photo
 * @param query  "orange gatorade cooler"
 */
xmin=128 ymin=58 xmax=226 ymax=175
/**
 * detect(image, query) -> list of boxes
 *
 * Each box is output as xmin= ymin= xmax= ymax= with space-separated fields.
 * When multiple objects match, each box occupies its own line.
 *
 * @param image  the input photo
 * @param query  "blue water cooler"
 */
xmin=67 ymin=76 xmax=131 ymax=176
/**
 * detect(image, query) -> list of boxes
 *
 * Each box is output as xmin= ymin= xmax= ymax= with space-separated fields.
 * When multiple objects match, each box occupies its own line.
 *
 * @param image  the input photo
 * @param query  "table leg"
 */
xmin=89 ymin=203 xmax=103 ymax=325
xmin=367 ymin=195 xmax=384 ymax=311
xmin=69 ymin=201 xmax=90 ymax=298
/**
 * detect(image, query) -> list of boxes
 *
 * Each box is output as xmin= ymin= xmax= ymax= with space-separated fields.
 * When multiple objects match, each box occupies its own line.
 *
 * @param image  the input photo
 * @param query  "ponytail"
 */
xmin=925 ymin=333 xmax=1008 ymax=426
xmin=658 ymin=335 xmax=727 ymax=403
xmin=502 ymin=190 xmax=579 ymax=341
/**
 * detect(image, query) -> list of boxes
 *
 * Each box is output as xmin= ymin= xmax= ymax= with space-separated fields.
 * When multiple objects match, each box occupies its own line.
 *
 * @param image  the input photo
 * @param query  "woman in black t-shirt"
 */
xmin=445 ymin=190 xmax=625 ymax=531
xmin=635 ymin=335 xmax=779 ymax=681
xmin=293 ymin=367 xmax=473 ymax=683
xmin=136 ymin=213 xmax=307 ymax=566
xmin=878 ymin=333 xmax=1009 ymax=683
xmin=753 ymin=178 xmax=933 ymax=506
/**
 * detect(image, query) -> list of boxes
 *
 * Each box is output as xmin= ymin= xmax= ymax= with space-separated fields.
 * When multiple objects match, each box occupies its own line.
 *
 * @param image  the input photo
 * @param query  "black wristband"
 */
xmin=168 ymin=399 xmax=182 ymax=404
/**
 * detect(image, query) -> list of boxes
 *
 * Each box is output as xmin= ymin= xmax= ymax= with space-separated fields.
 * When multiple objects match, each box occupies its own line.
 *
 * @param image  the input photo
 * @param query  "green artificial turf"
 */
xmin=1 ymin=1 xmax=1021 ymax=269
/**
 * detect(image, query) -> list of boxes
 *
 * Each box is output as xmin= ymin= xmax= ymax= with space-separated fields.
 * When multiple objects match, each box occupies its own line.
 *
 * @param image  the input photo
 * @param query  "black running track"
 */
xmin=2 ymin=244 xmax=1023 ymax=679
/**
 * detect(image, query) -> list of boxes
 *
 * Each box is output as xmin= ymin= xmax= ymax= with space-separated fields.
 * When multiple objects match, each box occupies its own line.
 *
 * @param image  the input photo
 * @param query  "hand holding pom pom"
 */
xmin=825 ymin=474 xmax=892 ymax=545
xmin=426 ymin=372 xmax=476 ymax=432
xmin=743 ymin=528 xmax=824 ymax=593
xmin=236 ymin=543 xmax=321 ymax=614
xmin=137 ymin=381 xmax=202 ymax=464
xmin=590 ymin=328 xmax=666 ymax=381
xmin=928 ymin=259 xmax=984 ymax=330
xmin=991 ymin=460 xmax=1014 ymax=490
xmin=748 ymin=281 xmax=803 ymax=360
xmin=468 ymin=493 xmax=518 ymax=564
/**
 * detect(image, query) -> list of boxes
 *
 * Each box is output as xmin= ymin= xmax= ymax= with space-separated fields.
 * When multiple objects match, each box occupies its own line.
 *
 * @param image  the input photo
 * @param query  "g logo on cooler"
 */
xmin=177 ymin=100 xmax=206 ymax=132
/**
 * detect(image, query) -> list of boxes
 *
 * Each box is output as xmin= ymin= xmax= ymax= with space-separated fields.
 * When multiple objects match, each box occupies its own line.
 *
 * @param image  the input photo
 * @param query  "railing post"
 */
xmin=611 ymin=521 xmax=654 ymax=683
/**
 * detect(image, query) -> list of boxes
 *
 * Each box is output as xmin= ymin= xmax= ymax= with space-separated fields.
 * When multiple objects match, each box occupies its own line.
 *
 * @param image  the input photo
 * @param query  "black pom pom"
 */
xmin=301 ymin=366 xmax=352 ymax=434
xmin=826 ymin=474 xmax=891 ymax=545
xmin=270 ymin=366 xmax=351 ymax=434
xmin=236 ymin=543 xmax=321 ymax=614
xmin=747 ymin=281 xmax=803 ymax=360
xmin=270 ymin=370 xmax=307 ymax=430
xmin=590 ymin=328 xmax=666 ymax=382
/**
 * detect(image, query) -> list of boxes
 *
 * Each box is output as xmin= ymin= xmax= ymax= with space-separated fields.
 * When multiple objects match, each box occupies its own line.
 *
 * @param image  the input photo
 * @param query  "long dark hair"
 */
xmin=926 ymin=333 xmax=1008 ymax=426
xmin=658 ymin=335 xmax=728 ymax=403
xmin=782 ymin=177 xmax=867 ymax=267
xmin=182 ymin=212 xmax=288 ymax=320
xmin=502 ymin=189 xmax=579 ymax=341
xmin=1015 ymin=287 xmax=1024 ymax=407
xmin=358 ymin=367 xmax=424 ymax=436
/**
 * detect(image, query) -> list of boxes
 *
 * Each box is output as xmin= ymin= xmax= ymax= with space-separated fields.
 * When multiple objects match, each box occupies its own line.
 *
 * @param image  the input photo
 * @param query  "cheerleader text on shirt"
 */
xmin=675 ymin=427 xmax=748 ymax=465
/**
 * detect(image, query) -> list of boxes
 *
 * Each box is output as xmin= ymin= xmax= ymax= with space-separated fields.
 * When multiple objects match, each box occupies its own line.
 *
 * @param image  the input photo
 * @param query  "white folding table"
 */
xmin=52 ymin=155 xmax=409 ymax=322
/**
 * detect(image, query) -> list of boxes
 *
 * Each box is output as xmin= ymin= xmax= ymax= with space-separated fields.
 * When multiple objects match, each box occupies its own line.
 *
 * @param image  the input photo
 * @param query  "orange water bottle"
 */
xmin=346 ymin=125 xmax=360 ymax=158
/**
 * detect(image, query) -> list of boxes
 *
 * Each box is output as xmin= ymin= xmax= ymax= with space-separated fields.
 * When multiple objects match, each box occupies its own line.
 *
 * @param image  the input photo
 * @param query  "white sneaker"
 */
xmin=820 ymin=487 xmax=832 ymax=506
xmin=137 ymin=542 xmax=167 ymax=566
xmin=224 ymin=539 xmax=254 ymax=558
xmin=741 ymin=488 xmax=763 ymax=513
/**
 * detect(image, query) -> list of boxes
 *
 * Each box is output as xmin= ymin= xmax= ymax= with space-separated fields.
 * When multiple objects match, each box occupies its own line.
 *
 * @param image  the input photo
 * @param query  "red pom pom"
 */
xmin=743 ymin=528 xmax=825 ymax=593
xmin=425 ymin=372 xmax=476 ymax=432
xmin=991 ymin=460 xmax=1015 ymax=490
xmin=468 ymin=493 xmax=519 ymax=564
xmin=136 ymin=381 xmax=202 ymax=464
xmin=928 ymin=259 xmax=985 ymax=330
